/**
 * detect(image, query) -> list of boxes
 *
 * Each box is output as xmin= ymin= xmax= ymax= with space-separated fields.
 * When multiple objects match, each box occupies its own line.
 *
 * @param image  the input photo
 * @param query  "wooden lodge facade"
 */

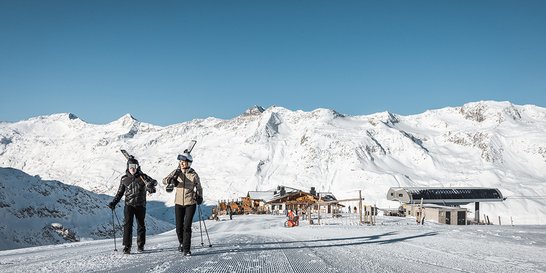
xmin=267 ymin=191 xmax=319 ymax=214
xmin=216 ymin=186 xmax=343 ymax=216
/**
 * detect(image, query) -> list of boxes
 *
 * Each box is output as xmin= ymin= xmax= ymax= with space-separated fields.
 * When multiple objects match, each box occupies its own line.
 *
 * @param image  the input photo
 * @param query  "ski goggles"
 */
xmin=177 ymin=155 xmax=191 ymax=162
xmin=128 ymin=163 xmax=139 ymax=169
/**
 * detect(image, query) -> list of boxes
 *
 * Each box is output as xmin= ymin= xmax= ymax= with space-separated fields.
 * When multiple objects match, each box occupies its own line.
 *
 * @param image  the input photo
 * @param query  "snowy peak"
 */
xmin=35 ymin=112 xmax=80 ymax=121
xmin=0 ymin=112 xmax=88 ymax=137
xmin=106 ymin=114 xmax=142 ymax=139
xmin=458 ymin=101 xmax=523 ymax=124
xmin=20 ymin=112 xmax=85 ymax=126
xmin=308 ymin=108 xmax=346 ymax=120
xmin=246 ymin=111 xmax=283 ymax=143
xmin=110 ymin=113 xmax=139 ymax=127
xmin=367 ymin=111 xmax=400 ymax=127
xmin=243 ymin=105 xmax=265 ymax=116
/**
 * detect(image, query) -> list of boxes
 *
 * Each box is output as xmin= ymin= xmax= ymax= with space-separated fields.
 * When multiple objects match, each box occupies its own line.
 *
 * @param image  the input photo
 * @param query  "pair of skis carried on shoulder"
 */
xmin=118 ymin=140 xmax=196 ymax=192
xmin=120 ymin=140 xmax=197 ymax=189
xmin=120 ymin=140 xmax=196 ymax=162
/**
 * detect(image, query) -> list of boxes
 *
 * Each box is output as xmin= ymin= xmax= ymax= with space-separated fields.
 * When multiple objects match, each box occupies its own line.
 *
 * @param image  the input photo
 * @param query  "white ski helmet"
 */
xmin=177 ymin=152 xmax=193 ymax=162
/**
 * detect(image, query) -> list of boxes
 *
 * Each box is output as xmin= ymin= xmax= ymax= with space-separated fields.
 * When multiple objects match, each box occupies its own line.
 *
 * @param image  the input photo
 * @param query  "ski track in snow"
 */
xmin=0 ymin=215 xmax=545 ymax=273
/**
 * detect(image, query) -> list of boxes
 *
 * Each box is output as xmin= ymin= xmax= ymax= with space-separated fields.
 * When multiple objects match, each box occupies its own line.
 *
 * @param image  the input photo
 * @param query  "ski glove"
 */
xmin=107 ymin=202 xmax=116 ymax=210
xmin=196 ymin=194 xmax=203 ymax=205
xmin=166 ymin=170 xmax=181 ymax=192
xmin=165 ymin=182 xmax=175 ymax=193
xmin=145 ymin=179 xmax=158 ymax=193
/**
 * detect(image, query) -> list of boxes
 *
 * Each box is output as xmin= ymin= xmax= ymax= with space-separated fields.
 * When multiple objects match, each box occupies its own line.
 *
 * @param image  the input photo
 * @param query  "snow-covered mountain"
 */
xmin=0 ymin=100 xmax=545 ymax=250
xmin=0 ymin=167 xmax=173 ymax=250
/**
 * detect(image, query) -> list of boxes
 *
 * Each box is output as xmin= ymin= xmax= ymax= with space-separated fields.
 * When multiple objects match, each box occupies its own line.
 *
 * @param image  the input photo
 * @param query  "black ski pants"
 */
xmin=123 ymin=205 xmax=146 ymax=248
xmin=175 ymin=204 xmax=196 ymax=252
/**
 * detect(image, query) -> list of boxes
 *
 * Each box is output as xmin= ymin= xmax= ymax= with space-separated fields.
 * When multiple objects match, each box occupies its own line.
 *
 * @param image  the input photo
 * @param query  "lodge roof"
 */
xmin=267 ymin=191 xmax=318 ymax=204
xmin=247 ymin=191 xmax=275 ymax=202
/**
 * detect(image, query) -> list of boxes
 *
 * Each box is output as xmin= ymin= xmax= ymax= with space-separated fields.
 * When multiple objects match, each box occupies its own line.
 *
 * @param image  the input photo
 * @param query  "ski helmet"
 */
xmin=177 ymin=152 xmax=193 ymax=162
xmin=127 ymin=158 xmax=139 ymax=169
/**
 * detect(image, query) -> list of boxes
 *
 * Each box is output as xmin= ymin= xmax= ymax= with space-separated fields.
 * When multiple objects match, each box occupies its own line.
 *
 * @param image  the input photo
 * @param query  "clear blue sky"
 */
xmin=1 ymin=0 xmax=545 ymax=126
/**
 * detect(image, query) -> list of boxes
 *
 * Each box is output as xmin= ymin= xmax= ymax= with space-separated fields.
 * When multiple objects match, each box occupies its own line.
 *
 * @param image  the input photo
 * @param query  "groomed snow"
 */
xmin=0 ymin=214 xmax=544 ymax=273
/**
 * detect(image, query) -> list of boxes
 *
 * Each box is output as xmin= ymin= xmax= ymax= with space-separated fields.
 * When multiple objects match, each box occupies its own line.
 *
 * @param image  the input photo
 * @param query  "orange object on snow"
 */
xmin=285 ymin=210 xmax=299 ymax=227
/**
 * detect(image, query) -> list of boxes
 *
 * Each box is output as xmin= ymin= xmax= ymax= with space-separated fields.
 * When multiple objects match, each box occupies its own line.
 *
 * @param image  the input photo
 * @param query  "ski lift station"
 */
xmin=386 ymin=187 xmax=505 ymax=225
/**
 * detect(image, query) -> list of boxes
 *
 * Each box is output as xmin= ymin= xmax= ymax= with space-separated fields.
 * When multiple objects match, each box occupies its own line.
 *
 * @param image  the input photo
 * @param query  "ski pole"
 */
xmin=111 ymin=208 xmax=117 ymax=251
xmin=113 ymin=208 xmax=123 ymax=230
xmin=197 ymin=205 xmax=204 ymax=246
xmin=199 ymin=205 xmax=212 ymax=247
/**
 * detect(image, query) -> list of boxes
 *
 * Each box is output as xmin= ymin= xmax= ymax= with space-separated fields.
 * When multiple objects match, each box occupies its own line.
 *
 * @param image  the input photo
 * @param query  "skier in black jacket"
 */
xmin=108 ymin=157 xmax=157 ymax=254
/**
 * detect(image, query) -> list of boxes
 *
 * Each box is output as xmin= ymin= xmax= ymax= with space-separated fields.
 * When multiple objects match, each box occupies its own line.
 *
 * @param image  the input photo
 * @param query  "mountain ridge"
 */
xmin=0 ymin=100 xmax=545 ymax=232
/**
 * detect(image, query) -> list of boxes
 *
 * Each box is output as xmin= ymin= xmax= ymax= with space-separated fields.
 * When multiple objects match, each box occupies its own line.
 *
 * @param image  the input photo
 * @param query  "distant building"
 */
xmin=405 ymin=204 xmax=468 ymax=225
xmin=387 ymin=187 xmax=505 ymax=225
xmin=219 ymin=186 xmax=342 ymax=216
xmin=246 ymin=191 xmax=276 ymax=213
xmin=316 ymin=192 xmax=344 ymax=214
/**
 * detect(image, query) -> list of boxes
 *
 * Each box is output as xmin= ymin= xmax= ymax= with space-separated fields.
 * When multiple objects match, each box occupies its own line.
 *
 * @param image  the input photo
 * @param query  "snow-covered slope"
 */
xmin=0 ymin=100 xmax=545 ymax=232
xmin=0 ymin=167 xmax=174 ymax=250
xmin=0 ymin=215 xmax=544 ymax=273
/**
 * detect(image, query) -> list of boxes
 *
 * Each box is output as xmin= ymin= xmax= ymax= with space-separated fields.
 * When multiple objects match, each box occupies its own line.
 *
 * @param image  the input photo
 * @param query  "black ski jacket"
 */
xmin=112 ymin=171 xmax=155 ymax=207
